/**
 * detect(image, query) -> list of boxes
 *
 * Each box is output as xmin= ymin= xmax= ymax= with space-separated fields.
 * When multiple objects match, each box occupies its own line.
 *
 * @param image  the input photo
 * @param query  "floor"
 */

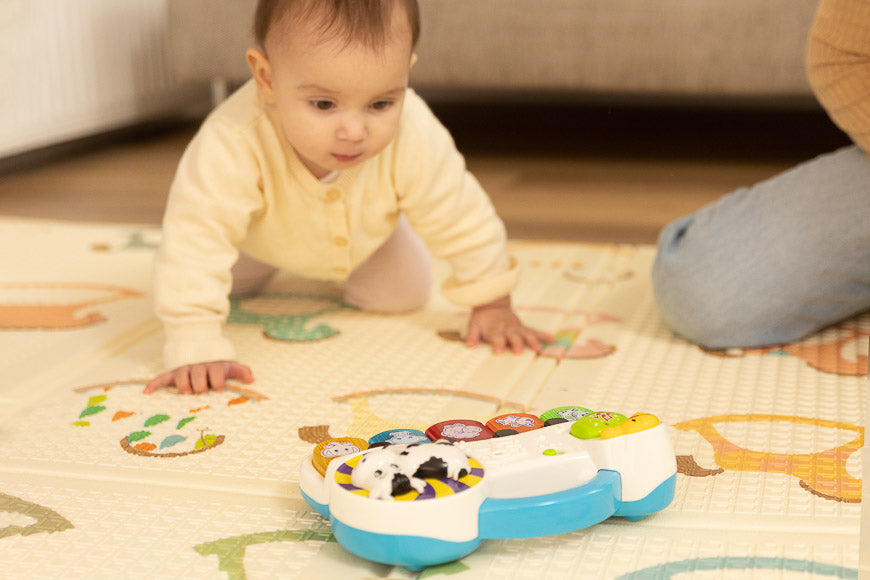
xmin=0 ymin=101 xmax=851 ymax=244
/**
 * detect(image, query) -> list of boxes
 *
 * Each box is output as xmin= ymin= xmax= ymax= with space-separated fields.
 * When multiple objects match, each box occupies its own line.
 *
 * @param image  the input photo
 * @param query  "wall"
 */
xmin=0 ymin=0 xmax=206 ymax=158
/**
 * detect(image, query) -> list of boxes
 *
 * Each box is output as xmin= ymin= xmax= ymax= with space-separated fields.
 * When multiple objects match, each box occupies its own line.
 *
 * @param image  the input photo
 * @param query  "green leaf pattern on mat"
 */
xmin=177 ymin=416 xmax=196 ymax=429
xmin=128 ymin=430 xmax=151 ymax=442
xmin=76 ymin=394 xmax=108 ymax=421
xmin=79 ymin=405 xmax=105 ymax=418
xmin=71 ymin=385 xmax=252 ymax=455
xmin=144 ymin=414 xmax=170 ymax=427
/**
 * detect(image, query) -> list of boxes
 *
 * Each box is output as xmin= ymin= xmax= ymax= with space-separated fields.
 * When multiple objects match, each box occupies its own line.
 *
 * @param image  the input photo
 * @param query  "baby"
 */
xmin=146 ymin=0 xmax=551 ymax=395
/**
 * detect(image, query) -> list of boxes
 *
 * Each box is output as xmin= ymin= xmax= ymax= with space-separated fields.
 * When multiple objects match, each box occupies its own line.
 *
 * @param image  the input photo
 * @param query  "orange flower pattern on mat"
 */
xmin=704 ymin=327 xmax=869 ymax=377
xmin=674 ymin=414 xmax=863 ymax=503
xmin=0 ymin=282 xmax=142 ymax=330
xmin=72 ymin=381 xmax=268 ymax=457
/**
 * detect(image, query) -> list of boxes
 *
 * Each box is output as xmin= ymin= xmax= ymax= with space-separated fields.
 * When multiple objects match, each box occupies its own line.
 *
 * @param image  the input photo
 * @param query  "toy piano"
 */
xmin=299 ymin=406 xmax=677 ymax=570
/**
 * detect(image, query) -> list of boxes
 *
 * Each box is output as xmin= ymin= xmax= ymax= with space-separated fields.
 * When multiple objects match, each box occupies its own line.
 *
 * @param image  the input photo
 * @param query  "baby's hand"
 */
xmin=144 ymin=361 xmax=254 ymax=395
xmin=466 ymin=296 xmax=554 ymax=354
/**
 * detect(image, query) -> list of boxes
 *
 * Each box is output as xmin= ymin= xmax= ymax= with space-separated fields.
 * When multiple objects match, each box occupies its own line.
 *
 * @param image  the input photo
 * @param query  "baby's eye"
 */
xmin=370 ymin=100 xmax=393 ymax=111
xmin=311 ymin=100 xmax=335 ymax=111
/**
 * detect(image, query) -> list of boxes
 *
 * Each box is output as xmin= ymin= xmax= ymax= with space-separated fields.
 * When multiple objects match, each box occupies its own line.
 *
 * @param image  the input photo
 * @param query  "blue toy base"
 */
xmin=615 ymin=474 xmax=676 ymax=519
xmin=331 ymin=519 xmax=483 ymax=571
xmin=303 ymin=472 xmax=678 ymax=570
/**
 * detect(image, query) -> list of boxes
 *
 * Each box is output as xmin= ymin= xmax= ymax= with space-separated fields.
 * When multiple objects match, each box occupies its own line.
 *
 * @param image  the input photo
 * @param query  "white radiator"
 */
xmin=0 ymin=0 xmax=205 ymax=158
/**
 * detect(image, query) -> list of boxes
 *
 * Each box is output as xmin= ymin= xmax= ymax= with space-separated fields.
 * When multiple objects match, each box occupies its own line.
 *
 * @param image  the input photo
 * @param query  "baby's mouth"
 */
xmin=332 ymin=153 xmax=362 ymax=163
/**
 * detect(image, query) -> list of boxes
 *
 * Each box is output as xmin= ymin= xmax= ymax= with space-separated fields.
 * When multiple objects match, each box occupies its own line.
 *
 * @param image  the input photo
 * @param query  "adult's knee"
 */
xmin=652 ymin=219 xmax=811 ymax=349
xmin=652 ymin=243 xmax=754 ymax=349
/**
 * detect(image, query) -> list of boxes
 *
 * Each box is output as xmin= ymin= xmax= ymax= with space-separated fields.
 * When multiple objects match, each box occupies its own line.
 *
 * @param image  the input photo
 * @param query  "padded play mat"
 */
xmin=0 ymin=216 xmax=864 ymax=579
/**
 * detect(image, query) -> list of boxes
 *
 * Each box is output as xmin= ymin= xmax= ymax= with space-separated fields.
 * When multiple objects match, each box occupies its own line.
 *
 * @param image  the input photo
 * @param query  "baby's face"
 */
xmin=256 ymin=14 xmax=415 ymax=179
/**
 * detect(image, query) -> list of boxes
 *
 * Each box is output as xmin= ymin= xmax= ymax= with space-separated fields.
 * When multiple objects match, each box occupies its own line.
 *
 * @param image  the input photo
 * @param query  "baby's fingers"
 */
xmin=190 ymin=365 xmax=210 ymax=394
xmin=144 ymin=372 xmax=174 ymax=394
xmin=465 ymin=324 xmax=482 ymax=348
xmin=225 ymin=362 xmax=255 ymax=384
xmin=489 ymin=332 xmax=508 ymax=355
xmin=534 ymin=329 xmax=556 ymax=346
xmin=524 ymin=328 xmax=555 ymax=354
xmin=505 ymin=330 xmax=527 ymax=354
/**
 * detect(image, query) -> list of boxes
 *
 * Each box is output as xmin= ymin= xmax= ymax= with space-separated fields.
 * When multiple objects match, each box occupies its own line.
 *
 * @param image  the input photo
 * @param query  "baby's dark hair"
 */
xmin=254 ymin=0 xmax=420 ymax=51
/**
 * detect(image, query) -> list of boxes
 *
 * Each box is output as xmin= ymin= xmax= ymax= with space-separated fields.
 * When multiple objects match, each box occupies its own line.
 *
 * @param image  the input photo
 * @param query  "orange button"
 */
xmin=325 ymin=188 xmax=342 ymax=202
xmin=333 ymin=236 xmax=349 ymax=247
xmin=332 ymin=266 xmax=348 ymax=274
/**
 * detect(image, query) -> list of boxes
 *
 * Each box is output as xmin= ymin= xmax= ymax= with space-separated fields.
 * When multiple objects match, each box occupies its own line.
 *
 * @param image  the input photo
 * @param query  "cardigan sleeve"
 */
xmin=807 ymin=0 xmax=870 ymax=154
xmin=154 ymin=117 xmax=266 ymax=370
xmin=391 ymin=92 xmax=519 ymax=307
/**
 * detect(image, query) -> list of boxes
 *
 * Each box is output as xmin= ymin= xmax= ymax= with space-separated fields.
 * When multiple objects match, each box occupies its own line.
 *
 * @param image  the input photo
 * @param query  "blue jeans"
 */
xmin=652 ymin=145 xmax=870 ymax=348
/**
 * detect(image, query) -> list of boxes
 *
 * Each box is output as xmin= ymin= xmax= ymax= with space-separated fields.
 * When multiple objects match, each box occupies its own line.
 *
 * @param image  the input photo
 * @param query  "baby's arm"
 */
xmin=466 ymin=295 xmax=553 ymax=354
xmin=144 ymin=361 xmax=254 ymax=395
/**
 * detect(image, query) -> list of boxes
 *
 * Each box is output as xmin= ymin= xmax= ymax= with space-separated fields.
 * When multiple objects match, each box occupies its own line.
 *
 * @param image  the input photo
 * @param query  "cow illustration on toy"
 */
xmin=351 ymin=439 xmax=471 ymax=500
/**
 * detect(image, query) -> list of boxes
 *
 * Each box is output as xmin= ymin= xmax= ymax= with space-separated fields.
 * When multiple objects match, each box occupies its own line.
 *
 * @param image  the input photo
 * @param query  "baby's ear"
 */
xmin=246 ymin=48 xmax=276 ymax=104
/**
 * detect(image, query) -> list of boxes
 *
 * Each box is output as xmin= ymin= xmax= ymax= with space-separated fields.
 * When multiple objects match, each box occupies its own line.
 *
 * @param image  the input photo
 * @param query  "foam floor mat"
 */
xmin=0 ymin=217 xmax=864 ymax=579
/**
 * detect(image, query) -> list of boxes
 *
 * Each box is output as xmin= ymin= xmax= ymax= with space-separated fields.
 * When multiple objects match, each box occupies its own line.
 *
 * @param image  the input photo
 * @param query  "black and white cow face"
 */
xmin=351 ymin=449 xmax=426 ymax=500
xmin=393 ymin=439 xmax=471 ymax=480
xmin=350 ymin=440 xmax=472 ymax=500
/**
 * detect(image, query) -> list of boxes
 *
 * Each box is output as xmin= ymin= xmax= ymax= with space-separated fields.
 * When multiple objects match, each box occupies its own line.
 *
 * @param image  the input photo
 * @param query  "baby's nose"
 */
xmin=337 ymin=115 xmax=366 ymax=141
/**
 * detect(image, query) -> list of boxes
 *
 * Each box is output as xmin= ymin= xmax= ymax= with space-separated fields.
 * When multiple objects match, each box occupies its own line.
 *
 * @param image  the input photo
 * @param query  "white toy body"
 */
xmin=299 ymin=410 xmax=677 ymax=570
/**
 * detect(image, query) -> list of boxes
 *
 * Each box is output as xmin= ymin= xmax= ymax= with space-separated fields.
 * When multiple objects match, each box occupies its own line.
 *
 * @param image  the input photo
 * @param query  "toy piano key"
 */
xmin=600 ymin=412 xmax=661 ymax=439
xmin=368 ymin=428 xmax=430 ymax=447
xmin=311 ymin=437 xmax=369 ymax=476
xmin=539 ymin=405 xmax=593 ymax=426
xmin=485 ymin=413 xmax=546 ymax=437
xmin=570 ymin=411 xmax=628 ymax=439
xmin=425 ymin=419 xmax=493 ymax=442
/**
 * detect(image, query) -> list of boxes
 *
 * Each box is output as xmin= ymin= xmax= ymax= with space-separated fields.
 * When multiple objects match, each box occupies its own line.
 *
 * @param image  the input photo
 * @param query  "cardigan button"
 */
xmin=326 ymin=188 xmax=343 ymax=202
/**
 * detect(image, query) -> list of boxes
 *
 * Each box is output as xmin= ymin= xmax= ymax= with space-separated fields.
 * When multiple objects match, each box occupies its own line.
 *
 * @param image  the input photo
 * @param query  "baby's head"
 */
xmin=253 ymin=0 xmax=420 ymax=53
xmin=247 ymin=0 xmax=421 ymax=179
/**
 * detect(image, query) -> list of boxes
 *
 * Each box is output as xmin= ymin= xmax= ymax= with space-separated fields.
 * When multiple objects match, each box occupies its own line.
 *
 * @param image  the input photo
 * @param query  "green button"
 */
xmin=543 ymin=448 xmax=558 ymax=456
xmin=570 ymin=411 xmax=628 ymax=439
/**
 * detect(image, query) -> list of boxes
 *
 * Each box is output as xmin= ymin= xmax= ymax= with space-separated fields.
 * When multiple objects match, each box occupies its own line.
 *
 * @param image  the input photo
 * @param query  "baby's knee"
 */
xmin=344 ymin=271 xmax=431 ymax=313
xmin=230 ymin=253 xmax=278 ymax=297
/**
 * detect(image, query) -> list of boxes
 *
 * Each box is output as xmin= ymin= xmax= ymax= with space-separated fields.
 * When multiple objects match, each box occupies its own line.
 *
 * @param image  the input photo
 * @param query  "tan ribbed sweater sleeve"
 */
xmin=807 ymin=0 xmax=870 ymax=154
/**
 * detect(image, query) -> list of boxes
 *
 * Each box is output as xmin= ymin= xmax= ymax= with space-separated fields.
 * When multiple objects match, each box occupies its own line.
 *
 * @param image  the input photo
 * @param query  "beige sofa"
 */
xmin=169 ymin=0 xmax=821 ymax=106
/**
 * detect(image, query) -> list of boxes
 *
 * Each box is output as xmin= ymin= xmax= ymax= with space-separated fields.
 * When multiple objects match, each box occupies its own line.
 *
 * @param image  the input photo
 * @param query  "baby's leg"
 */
xmin=230 ymin=252 xmax=278 ymax=297
xmin=652 ymin=145 xmax=870 ymax=349
xmin=344 ymin=215 xmax=431 ymax=312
